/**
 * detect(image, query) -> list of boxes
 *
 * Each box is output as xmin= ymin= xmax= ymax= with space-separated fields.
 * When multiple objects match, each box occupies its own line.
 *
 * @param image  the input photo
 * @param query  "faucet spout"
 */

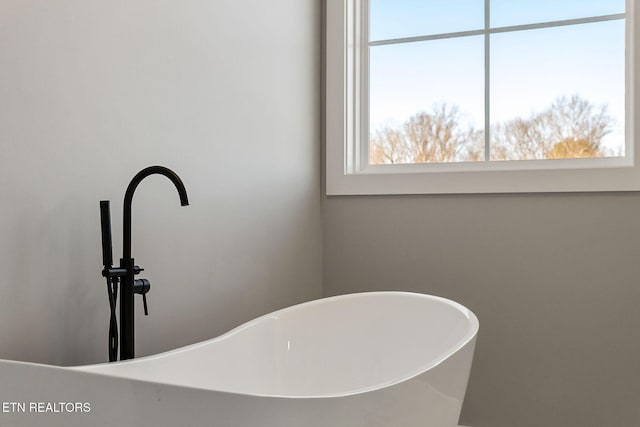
xmin=123 ymin=166 xmax=189 ymax=259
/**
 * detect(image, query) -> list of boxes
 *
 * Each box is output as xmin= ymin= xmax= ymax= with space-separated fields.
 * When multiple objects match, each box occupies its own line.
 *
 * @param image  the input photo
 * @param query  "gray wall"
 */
xmin=0 ymin=0 xmax=322 ymax=365
xmin=323 ymin=193 xmax=640 ymax=426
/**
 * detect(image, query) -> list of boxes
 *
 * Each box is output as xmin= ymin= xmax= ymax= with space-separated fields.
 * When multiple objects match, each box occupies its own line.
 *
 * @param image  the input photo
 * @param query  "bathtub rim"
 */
xmin=71 ymin=291 xmax=479 ymax=399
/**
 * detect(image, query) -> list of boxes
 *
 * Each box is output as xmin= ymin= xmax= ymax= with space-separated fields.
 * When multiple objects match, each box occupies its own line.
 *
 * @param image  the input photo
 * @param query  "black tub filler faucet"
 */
xmin=100 ymin=166 xmax=189 ymax=361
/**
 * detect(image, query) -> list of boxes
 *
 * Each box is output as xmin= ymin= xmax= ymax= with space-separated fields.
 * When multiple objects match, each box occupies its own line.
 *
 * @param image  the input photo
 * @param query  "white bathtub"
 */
xmin=0 ymin=291 xmax=478 ymax=426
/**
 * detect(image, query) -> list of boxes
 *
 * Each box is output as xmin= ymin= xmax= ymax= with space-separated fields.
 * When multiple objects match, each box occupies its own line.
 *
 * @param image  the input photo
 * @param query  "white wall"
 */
xmin=0 ymin=0 xmax=322 ymax=365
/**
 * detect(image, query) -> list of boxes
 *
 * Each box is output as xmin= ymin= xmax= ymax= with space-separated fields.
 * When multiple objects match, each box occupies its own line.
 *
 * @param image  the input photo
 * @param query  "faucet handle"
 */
xmin=133 ymin=278 xmax=151 ymax=316
xmin=142 ymin=294 xmax=149 ymax=316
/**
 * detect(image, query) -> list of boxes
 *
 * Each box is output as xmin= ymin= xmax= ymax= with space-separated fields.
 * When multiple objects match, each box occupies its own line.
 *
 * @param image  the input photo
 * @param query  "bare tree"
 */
xmin=370 ymin=95 xmax=614 ymax=164
xmin=370 ymin=127 xmax=406 ymax=164
xmin=547 ymin=138 xmax=600 ymax=159
xmin=370 ymin=104 xmax=482 ymax=164
xmin=491 ymin=95 xmax=613 ymax=160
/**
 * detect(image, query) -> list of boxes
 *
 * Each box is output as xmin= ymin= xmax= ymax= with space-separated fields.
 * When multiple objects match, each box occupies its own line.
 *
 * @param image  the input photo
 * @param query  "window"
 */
xmin=326 ymin=0 xmax=639 ymax=195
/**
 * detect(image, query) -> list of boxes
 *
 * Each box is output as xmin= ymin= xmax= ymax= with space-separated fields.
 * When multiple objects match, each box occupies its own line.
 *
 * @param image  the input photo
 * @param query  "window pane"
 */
xmin=370 ymin=0 xmax=484 ymax=41
xmin=491 ymin=0 xmax=625 ymax=28
xmin=369 ymin=36 xmax=484 ymax=164
xmin=490 ymin=21 xmax=625 ymax=161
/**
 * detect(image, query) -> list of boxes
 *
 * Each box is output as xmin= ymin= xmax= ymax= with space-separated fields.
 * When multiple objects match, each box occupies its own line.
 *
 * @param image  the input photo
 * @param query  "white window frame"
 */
xmin=325 ymin=0 xmax=639 ymax=195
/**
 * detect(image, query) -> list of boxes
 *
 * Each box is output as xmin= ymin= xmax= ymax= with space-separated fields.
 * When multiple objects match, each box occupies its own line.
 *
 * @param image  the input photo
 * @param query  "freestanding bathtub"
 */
xmin=0 ymin=292 xmax=478 ymax=426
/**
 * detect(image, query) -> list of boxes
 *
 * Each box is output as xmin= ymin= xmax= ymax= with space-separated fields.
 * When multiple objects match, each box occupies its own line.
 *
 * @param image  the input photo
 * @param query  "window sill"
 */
xmin=326 ymin=160 xmax=640 ymax=195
